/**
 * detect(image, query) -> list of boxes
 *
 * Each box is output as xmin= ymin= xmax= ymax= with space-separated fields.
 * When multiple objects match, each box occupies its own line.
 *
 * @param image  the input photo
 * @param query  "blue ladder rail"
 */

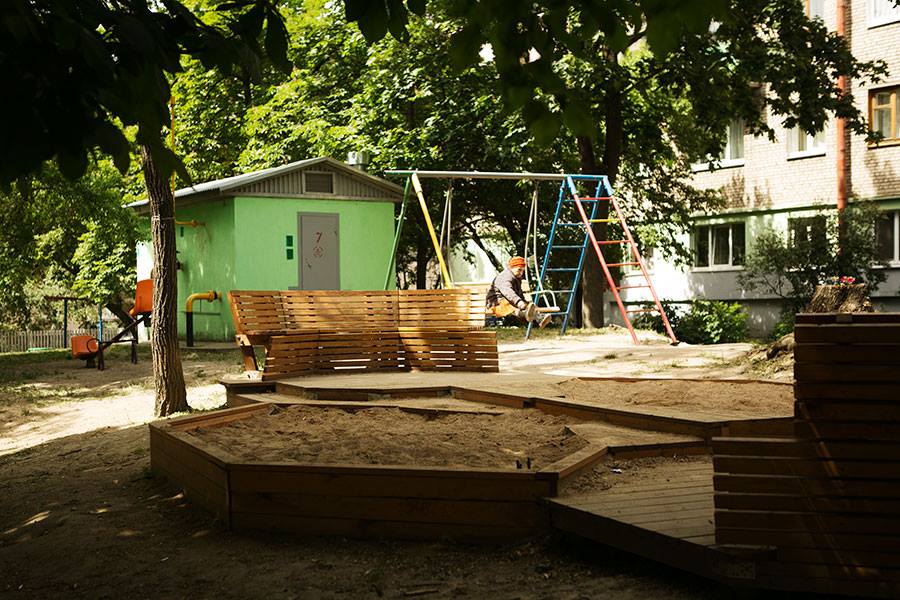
xmin=526 ymin=176 xmax=607 ymax=339
xmin=526 ymin=174 xmax=678 ymax=345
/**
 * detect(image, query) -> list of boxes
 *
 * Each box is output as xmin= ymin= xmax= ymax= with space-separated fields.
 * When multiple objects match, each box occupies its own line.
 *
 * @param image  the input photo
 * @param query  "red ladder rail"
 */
xmin=565 ymin=177 xmax=677 ymax=345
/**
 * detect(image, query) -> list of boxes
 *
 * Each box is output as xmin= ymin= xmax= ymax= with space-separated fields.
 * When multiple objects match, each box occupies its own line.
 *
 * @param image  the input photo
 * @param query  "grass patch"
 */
xmin=493 ymin=325 xmax=642 ymax=342
xmin=0 ymin=348 xmax=70 ymax=366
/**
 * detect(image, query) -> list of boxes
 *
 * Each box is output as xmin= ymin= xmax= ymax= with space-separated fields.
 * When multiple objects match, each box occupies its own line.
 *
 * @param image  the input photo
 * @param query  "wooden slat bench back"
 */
xmin=228 ymin=289 xmax=497 ymax=379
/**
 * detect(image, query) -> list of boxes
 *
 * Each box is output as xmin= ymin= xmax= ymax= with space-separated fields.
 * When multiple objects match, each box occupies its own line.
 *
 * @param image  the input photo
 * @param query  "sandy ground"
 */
xmin=191 ymin=405 xmax=586 ymax=469
xmin=556 ymin=378 xmax=794 ymax=420
xmin=0 ymin=332 xmax=790 ymax=599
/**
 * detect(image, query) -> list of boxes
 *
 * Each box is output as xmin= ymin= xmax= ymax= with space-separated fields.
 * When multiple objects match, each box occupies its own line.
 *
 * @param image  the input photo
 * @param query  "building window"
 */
xmin=694 ymin=222 xmax=745 ymax=268
xmin=787 ymin=126 xmax=826 ymax=158
xmin=869 ymin=0 xmax=900 ymax=27
xmin=691 ymin=119 xmax=745 ymax=171
xmin=870 ymin=87 xmax=900 ymax=142
xmin=304 ymin=171 xmax=334 ymax=194
xmin=806 ymin=0 xmax=825 ymax=21
xmin=877 ymin=211 xmax=899 ymax=262
xmin=724 ymin=119 xmax=745 ymax=161
xmin=789 ymin=215 xmax=827 ymax=249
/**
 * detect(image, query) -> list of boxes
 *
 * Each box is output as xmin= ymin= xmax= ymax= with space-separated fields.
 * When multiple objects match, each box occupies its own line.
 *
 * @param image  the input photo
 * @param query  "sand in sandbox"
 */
xmin=557 ymin=378 xmax=794 ymax=418
xmin=190 ymin=405 xmax=587 ymax=470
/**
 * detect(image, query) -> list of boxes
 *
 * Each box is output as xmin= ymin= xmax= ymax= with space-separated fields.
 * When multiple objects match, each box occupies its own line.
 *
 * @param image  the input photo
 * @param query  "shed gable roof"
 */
xmin=130 ymin=157 xmax=402 ymax=211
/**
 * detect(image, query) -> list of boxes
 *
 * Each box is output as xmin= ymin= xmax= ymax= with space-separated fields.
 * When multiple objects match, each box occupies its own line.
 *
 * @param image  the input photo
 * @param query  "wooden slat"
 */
xmin=713 ymin=437 xmax=900 ymax=460
xmin=229 ymin=492 xmax=545 ymax=528
xmin=795 ymin=344 xmax=900 ymax=364
xmin=228 ymin=466 xmax=553 ymax=501
xmin=794 ymin=363 xmax=900 ymax=383
xmin=796 ymin=401 xmax=900 ymax=421
xmin=794 ymin=323 xmax=900 ymax=344
xmin=713 ymin=455 xmax=900 ymax=479
xmin=714 ymin=473 xmax=900 ymax=497
xmin=775 ymin=546 xmax=900 ymax=569
xmin=228 ymin=512 xmax=534 ymax=541
xmin=793 ymin=420 xmax=900 ymax=441
xmin=716 ymin=527 xmax=900 ymax=552
xmin=715 ymin=492 xmax=900 ymax=514
xmin=794 ymin=382 xmax=900 ymax=401
xmin=795 ymin=313 xmax=900 ymax=324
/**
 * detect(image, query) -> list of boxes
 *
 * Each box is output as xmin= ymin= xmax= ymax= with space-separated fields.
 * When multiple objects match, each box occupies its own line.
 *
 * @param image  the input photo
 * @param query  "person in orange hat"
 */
xmin=486 ymin=256 xmax=551 ymax=328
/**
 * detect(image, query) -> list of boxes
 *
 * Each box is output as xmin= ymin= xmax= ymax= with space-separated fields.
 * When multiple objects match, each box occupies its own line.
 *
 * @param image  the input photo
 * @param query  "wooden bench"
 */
xmin=712 ymin=313 xmax=900 ymax=598
xmin=228 ymin=288 xmax=497 ymax=380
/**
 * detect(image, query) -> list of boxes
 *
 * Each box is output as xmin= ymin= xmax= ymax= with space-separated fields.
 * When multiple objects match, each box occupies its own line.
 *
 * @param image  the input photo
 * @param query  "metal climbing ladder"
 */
xmin=527 ymin=175 xmax=678 ymax=345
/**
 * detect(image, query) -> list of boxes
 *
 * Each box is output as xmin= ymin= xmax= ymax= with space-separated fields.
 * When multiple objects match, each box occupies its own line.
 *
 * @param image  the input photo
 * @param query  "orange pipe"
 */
xmin=836 ymin=0 xmax=848 ymax=212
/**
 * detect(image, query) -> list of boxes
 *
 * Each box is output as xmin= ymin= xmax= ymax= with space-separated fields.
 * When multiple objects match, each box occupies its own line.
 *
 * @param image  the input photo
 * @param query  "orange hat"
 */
xmin=508 ymin=256 xmax=526 ymax=269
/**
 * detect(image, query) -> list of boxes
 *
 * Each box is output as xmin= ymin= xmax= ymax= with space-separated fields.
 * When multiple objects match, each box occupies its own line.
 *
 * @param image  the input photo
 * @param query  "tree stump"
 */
xmin=805 ymin=284 xmax=873 ymax=313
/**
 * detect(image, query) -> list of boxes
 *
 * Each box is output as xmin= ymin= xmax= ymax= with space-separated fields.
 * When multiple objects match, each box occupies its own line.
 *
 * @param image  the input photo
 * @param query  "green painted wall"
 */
xmin=232 ymin=196 xmax=395 ymax=293
xmin=170 ymin=195 xmax=395 ymax=341
xmin=175 ymin=199 xmax=237 ymax=342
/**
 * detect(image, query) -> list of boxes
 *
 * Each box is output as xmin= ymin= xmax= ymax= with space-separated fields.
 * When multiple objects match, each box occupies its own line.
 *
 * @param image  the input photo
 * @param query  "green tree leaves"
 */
xmin=0 ymin=0 xmax=291 ymax=187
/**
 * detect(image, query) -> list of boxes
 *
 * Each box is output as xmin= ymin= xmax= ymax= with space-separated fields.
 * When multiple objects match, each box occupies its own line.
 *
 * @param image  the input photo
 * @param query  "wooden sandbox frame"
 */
xmin=149 ymin=402 xmax=606 ymax=541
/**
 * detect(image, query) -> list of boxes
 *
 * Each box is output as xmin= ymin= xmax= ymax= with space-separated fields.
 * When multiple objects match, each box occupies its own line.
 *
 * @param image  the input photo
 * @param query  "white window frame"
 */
xmin=787 ymin=126 xmax=826 ymax=159
xmin=691 ymin=119 xmax=746 ymax=172
xmin=693 ymin=222 xmax=746 ymax=271
xmin=806 ymin=0 xmax=825 ymax=21
xmin=869 ymin=0 xmax=900 ymax=28
xmin=876 ymin=210 xmax=900 ymax=265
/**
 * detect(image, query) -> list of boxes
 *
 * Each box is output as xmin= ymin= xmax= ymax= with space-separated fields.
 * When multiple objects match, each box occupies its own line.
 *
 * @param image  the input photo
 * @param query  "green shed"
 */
xmin=133 ymin=157 xmax=402 ymax=342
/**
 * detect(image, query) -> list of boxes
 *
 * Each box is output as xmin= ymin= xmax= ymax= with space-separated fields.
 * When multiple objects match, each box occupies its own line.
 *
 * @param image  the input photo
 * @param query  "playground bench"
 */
xmin=228 ymin=288 xmax=497 ymax=380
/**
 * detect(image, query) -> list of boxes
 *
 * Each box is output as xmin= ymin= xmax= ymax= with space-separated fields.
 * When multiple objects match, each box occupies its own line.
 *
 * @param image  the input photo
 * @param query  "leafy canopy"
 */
xmin=0 ymin=0 xmax=289 ymax=186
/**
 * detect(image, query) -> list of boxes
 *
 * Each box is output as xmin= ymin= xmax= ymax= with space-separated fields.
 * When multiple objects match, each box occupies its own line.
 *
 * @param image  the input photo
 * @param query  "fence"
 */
xmin=0 ymin=327 xmax=125 ymax=354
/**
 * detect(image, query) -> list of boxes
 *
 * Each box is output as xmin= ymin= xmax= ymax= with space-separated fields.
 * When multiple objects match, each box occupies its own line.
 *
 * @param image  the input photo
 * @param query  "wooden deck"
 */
xmin=548 ymin=461 xmax=760 ymax=582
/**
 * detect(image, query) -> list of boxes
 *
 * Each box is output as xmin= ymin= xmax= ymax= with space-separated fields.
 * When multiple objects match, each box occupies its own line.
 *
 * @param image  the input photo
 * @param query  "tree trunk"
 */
xmin=579 ymin=81 xmax=625 ymax=329
xmin=415 ymin=231 xmax=429 ymax=289
xmin=577 ymin=135 xmax=607 ymax=329
xmin=140 ymin=145 xmax=188 ymax=417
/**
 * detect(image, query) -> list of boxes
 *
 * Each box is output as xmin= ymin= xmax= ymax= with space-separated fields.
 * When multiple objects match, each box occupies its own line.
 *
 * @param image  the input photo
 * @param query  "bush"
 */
xmin=676 ymin=300 xmax=748 ymax=344
xmin=634 ymin=299 xmax=748 ymax=344
xmin=770 ymin=310 xmax=795 ymax=341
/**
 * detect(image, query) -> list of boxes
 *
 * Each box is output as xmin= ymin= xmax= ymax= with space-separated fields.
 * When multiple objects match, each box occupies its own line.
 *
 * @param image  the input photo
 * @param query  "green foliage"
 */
xmin=345 ymin=1 xmax=886 ymax=153
xmin=635 ymin=299 xmax=749 ymax=344
xmin=677 ymin=300 xmax=749 ymax=345
xmin=770 ymin=310 xmax=795 ymax=341
xmin=739 ymin=203 xmax=887 ymax=312
xmin=1 ymin=0 xmax=289 ymax=187
xmin=0 ymin=160 xmax=141 ymax=328
xmin=71 ymin=221 xmax=140 ymax=303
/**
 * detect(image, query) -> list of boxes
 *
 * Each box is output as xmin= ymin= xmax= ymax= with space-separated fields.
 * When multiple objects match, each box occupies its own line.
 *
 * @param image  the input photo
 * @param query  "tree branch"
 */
xmin=462 ymin=221 xmax=503 ymax=270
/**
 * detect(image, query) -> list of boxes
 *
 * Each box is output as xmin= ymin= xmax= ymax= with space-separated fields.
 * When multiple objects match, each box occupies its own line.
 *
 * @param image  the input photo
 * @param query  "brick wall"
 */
xmin=848 ymin=0 xmax=900 ymax=201
xmin=690 ymin=0 xmax=900 ymax=209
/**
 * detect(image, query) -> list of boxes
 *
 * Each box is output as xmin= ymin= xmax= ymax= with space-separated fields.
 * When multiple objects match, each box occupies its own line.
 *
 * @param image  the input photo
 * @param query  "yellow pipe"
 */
xmin=175 ymin=219 xmax=205 ymax=228
xmin=411 ymin=173 xmax=453 ymax=288
xmin=186 ymin=290 xmax=219 ymax=313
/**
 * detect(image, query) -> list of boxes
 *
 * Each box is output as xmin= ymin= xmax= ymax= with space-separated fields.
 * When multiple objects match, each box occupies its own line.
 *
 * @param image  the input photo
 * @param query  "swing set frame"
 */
xmin=382 ymin=170 xmax=570 ymax=291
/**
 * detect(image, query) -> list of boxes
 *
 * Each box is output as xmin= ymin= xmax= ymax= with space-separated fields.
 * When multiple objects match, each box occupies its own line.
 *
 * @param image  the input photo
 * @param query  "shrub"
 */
xmin=634 ymin=299 xmax=748 ymax=344
xmin=676 ymin=300 xmax=749 ymax=344
xmin=770 ymin=310 xmax=795 ymax=341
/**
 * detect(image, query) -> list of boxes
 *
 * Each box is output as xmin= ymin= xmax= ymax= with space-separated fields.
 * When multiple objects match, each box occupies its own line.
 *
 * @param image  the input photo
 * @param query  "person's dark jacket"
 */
xmin=486 ymin=268 xmax=527 ymax=310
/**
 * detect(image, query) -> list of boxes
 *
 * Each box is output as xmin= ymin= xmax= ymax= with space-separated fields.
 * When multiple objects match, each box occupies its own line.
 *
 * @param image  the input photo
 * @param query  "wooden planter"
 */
xmin=149 ymin=404 xmax=605 ymax=541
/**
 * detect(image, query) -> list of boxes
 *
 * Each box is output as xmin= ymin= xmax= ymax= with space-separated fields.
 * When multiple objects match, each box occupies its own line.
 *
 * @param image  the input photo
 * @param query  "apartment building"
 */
xmin=616 ymin=0 xmax=900 ymax=335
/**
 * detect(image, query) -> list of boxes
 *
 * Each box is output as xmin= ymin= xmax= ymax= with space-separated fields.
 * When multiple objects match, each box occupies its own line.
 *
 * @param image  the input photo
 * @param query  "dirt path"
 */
xmin=0 ymin=333 xmax=787 ymax=598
